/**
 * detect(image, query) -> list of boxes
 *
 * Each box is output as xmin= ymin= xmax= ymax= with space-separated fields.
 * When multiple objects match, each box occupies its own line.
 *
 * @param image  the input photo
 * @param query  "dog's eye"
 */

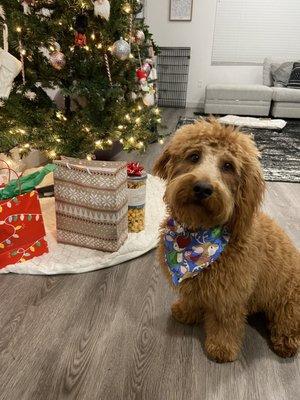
xmin=222 ymin=162 xmax=235 ymax=173
xmin=188 ymin=153 xmax=200 ymax=163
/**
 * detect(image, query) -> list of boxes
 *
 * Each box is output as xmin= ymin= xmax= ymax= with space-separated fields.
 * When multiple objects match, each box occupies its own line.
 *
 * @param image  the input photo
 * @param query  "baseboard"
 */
xmin=186 ymin=101 xmax=205 ymax=110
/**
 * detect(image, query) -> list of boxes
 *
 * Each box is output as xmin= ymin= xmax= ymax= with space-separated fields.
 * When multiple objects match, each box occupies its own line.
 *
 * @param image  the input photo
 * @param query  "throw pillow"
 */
xmin=288 ymin=62 xmax=300 ymax=88
xmin=270 ymin=62 xmax=293 ymax=87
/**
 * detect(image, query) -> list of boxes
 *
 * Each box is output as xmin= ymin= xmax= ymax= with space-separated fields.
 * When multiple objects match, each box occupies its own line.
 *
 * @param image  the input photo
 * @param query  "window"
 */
xmin=212 ymin=0 xmax=300 ymax=64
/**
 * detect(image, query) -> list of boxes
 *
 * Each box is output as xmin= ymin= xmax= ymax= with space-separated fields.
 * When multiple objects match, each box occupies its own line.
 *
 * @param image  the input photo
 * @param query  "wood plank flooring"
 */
xmin=0 ymin=108 xmax=299 ymax=400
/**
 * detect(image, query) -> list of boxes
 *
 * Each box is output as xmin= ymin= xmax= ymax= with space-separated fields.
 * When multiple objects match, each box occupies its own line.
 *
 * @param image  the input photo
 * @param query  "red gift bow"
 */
xmin=127 ymin=162 xmax=144 ymax=177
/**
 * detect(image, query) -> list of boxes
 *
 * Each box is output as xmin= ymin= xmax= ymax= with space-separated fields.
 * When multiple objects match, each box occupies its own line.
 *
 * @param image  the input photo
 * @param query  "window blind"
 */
xmin=212 ymin=0 xmax=300 ymax=64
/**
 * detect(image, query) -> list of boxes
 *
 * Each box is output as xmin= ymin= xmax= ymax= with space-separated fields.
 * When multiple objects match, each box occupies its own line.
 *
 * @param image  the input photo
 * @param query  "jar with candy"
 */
xmin=127 ymin=162 xmax=147 ymax=233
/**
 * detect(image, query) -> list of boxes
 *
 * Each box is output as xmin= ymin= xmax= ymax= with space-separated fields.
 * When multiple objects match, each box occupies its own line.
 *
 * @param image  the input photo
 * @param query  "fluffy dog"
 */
xmin=153 ymin=119 xmax=300 ymax=363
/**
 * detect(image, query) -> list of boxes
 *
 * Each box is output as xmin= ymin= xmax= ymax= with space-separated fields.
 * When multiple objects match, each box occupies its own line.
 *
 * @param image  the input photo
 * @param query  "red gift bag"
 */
xmin=0 ymin=160 xmax=49 ymax=269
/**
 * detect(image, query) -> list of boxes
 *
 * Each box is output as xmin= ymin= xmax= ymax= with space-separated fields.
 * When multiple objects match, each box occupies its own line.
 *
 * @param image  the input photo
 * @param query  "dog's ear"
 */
xmin=153 ymin=147 xmax=171 ymax=180
xmin=230 ymin=136 xmax=265 ymax=238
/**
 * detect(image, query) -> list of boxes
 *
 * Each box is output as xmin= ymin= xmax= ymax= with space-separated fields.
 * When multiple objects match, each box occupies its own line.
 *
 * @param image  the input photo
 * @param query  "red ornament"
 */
xmin=127 ymin=162 xmax=144 ymax=177
xmin=75 ymin=32 xmax=87 ymax=47
xmin=136 ymin=68 xmax=147 ymax=81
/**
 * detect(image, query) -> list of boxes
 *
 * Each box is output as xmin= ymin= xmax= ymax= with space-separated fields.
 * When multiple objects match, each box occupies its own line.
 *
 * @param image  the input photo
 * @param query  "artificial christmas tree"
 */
xmin=0 ymin=0 xmax=161 ymax=160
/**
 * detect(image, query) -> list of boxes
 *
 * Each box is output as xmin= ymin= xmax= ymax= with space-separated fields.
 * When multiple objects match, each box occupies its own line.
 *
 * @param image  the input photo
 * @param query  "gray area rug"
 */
xmin=176 ymin=117 xmax=300 ymax=183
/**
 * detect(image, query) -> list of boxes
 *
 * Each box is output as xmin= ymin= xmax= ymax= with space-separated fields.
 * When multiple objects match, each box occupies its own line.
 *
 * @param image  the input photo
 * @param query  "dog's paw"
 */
xmin=171 ymin=301 xmax=198 ymax=325
xmin=271 ymin=335 xmax=299 ymax=358
xmin=205 ymin=341 xmax=239 ymax=363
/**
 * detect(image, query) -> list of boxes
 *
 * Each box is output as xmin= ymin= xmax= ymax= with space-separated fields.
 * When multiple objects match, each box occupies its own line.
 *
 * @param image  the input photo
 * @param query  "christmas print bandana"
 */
xmin=164 ymin=218 xmax=230 ymax=286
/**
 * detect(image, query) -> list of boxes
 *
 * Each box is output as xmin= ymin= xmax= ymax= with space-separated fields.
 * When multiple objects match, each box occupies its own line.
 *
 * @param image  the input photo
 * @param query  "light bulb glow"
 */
xmin=84 ymin=45 xmax=90 ymax=51
xmin=16 ymin=27 xmax=22 ymax=33
xmin=129 ymin=136 xmax=135 ymax=144
xmin=86 ymin=154 xmax=93 ymax=161
xmin=154 ymin=108 xmax=160 ymax=115
xmin=107 ymin=139 xmax=113 ymax=145
xmin=125 ymin=114 xmax=131 ymax=121
xmin=49 ymin=150 xmax=57 ymax=158
xmin=135 ymin=117 xmax=141 ymax=124
xmin=159 ymin=138 xmax=164 ymax=145
xmin=97 ymin=43 xmax=103 ymax=49
xmin=123 ymin=3 xmax=131 ymax=13
xmin=137 ymin=105 xmax=142 ymax=111
xmin=91 ymin=33 xmax=95 ymax=40
xmin=95 ymin=140 xmax=103 ymax=148
xmin=24 ymin=143 xmax=30 ymax=148
xmin=118 ymin=125 xmax=124 ymax=130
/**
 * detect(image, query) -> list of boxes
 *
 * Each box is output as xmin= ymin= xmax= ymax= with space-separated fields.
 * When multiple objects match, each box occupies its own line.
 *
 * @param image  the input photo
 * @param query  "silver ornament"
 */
xmin=49 ymin=51 xmax=66 ymax=70
xmin=112 ymin=37 xmax=131 ymax=61
xmin=135 ymin=30 xmax=145 ymax=44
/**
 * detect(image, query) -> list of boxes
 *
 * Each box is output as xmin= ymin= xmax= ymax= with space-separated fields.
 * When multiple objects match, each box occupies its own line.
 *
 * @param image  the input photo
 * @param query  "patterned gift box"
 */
xmin=53 ymin=157 xmax=128 ymax=252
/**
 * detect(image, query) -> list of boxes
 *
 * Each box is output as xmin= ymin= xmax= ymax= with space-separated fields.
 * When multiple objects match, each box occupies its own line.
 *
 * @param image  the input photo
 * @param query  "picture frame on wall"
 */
xmin=169 ymin=0 xmax=193 ymax=21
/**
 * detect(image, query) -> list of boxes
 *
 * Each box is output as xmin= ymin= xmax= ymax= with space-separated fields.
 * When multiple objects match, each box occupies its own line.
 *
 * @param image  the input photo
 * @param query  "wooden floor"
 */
xmin=0 ymin=109 xmax=299 ymax=400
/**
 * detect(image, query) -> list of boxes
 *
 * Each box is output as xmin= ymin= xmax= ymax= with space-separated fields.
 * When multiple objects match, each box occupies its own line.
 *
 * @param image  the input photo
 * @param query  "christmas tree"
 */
xmin=0 ymin=0 xmax=161 ymax=160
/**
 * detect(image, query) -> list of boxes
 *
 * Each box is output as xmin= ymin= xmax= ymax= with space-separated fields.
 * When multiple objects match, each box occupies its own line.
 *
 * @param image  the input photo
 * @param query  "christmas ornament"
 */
xmin=134 ymin=0 xmax=144 ymax=14
xmin=112 ymin=37 xmax=131 ymax=61
xmin=143 ymin=92 xmax=155 ymax=107
xmin=75 ymin=14 xmax=88 ymax=47
xmin=20 ymin=1 xmax=35 ymax=15
xmin=142 ymin=61 xmax=151 ymax=76
xmin=75 ymin=33 xmax=87 ymax=47
xmin=94 ymin=0 xmax=110 ymax=21
xmin=36 ymin=8 xmax=53 ymax=18
xmin=24 ymin=90 xmax=36 ymax=100
xmin=0 ymin=10 xmax=22 ymax=98
xmin=49 ymin=51 xmax=66 ymax=70
xmin=148 ymin=67 xmax=157 ymax=81
xmin=104 ymin=53 xmax=112 ymax=86
xmin=136 ymin=68 xmax=147 ymax=81
xmin=134 ymin=30 xmax=145 ymax=44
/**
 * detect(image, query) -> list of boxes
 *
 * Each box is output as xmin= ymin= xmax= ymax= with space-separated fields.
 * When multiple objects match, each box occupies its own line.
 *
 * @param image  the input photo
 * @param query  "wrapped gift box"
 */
xmin=53 ymin=158 xmax=128 ymax=252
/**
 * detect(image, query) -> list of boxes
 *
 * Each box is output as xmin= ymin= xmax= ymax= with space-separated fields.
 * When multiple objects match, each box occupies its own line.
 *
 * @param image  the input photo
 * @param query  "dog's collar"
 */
xmin=164 ymin=218 xmax=230 ymax=286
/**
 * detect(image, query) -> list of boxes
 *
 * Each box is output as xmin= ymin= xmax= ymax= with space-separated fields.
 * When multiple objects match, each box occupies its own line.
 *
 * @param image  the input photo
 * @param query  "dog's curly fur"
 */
xmin=153 ymin=119 xmax=300 ymax=363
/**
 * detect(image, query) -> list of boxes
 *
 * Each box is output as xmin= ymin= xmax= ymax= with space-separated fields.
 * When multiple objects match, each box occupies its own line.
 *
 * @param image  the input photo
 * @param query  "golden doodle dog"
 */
xmin=154 ymin=119 xmax=300 ymax=363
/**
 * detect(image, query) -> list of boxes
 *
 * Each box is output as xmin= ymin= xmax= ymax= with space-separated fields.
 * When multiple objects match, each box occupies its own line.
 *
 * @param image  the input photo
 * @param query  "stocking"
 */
xmin=0 ymin=23 xmax=22 ymax=99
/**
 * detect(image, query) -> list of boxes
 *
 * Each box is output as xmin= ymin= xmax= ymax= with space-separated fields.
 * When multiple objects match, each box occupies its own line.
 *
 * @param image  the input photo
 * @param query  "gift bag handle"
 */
xmin=0 ymin=160 xmax=22 ymax=194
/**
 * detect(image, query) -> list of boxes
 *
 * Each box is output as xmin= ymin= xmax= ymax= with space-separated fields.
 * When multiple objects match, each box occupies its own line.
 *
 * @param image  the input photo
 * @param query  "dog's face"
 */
xmin=153 ymin=120 xmax=265 ymax=235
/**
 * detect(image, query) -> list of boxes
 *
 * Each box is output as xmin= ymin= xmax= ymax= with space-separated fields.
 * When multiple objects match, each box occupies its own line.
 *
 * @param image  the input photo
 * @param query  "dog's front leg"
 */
xmin=204 ymin=307 xmax=246 ymax=363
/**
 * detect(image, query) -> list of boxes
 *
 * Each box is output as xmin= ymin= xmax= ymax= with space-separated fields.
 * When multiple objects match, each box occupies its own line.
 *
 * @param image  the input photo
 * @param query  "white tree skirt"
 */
xmin=0 ymin=175 xmax=166 ymax=275
xmin=218 ymin=115 xmax=287 ymax=130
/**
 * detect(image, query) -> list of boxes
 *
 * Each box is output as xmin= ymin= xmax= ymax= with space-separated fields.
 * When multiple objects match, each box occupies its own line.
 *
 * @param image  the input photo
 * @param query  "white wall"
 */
xmin=146 ymin=0 xmax=262 ymax=107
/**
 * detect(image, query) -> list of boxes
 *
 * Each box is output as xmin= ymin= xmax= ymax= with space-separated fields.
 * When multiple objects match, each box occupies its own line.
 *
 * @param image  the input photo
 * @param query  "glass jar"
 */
xmin=127 ymin=172 xmax=147 ymax=233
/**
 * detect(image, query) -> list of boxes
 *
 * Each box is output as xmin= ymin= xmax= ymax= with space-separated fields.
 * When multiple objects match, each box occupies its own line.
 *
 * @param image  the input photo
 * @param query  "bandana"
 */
xmin=164 ymin=218 xmax=230 ymax=286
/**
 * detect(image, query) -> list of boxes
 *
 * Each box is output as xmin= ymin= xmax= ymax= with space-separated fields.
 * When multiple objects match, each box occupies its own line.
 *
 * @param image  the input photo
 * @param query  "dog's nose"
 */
xmin=193 ymin=182 xmax=213 ymax=199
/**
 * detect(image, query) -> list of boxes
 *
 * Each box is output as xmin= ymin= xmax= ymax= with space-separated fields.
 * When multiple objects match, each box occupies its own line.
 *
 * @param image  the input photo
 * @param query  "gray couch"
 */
xmin=204 ymin=58 xmax=300 ymax=118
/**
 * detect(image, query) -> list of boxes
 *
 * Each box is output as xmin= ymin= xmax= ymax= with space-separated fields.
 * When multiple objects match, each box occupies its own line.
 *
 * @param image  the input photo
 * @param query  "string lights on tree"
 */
xmin=0 ymin=0 xmax=162 ymax=160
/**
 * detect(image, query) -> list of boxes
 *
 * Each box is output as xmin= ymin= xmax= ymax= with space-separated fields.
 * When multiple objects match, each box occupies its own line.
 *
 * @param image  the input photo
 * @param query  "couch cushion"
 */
xmin=272 ymin=87 xmax=300 ymax=102
xmin=263 ymin=58 xmax=273 ymax=87
xmin=206 ymin=84 xmax=272 ymax=101
xmin=271 ymin=62 xmax=293 ymax=87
